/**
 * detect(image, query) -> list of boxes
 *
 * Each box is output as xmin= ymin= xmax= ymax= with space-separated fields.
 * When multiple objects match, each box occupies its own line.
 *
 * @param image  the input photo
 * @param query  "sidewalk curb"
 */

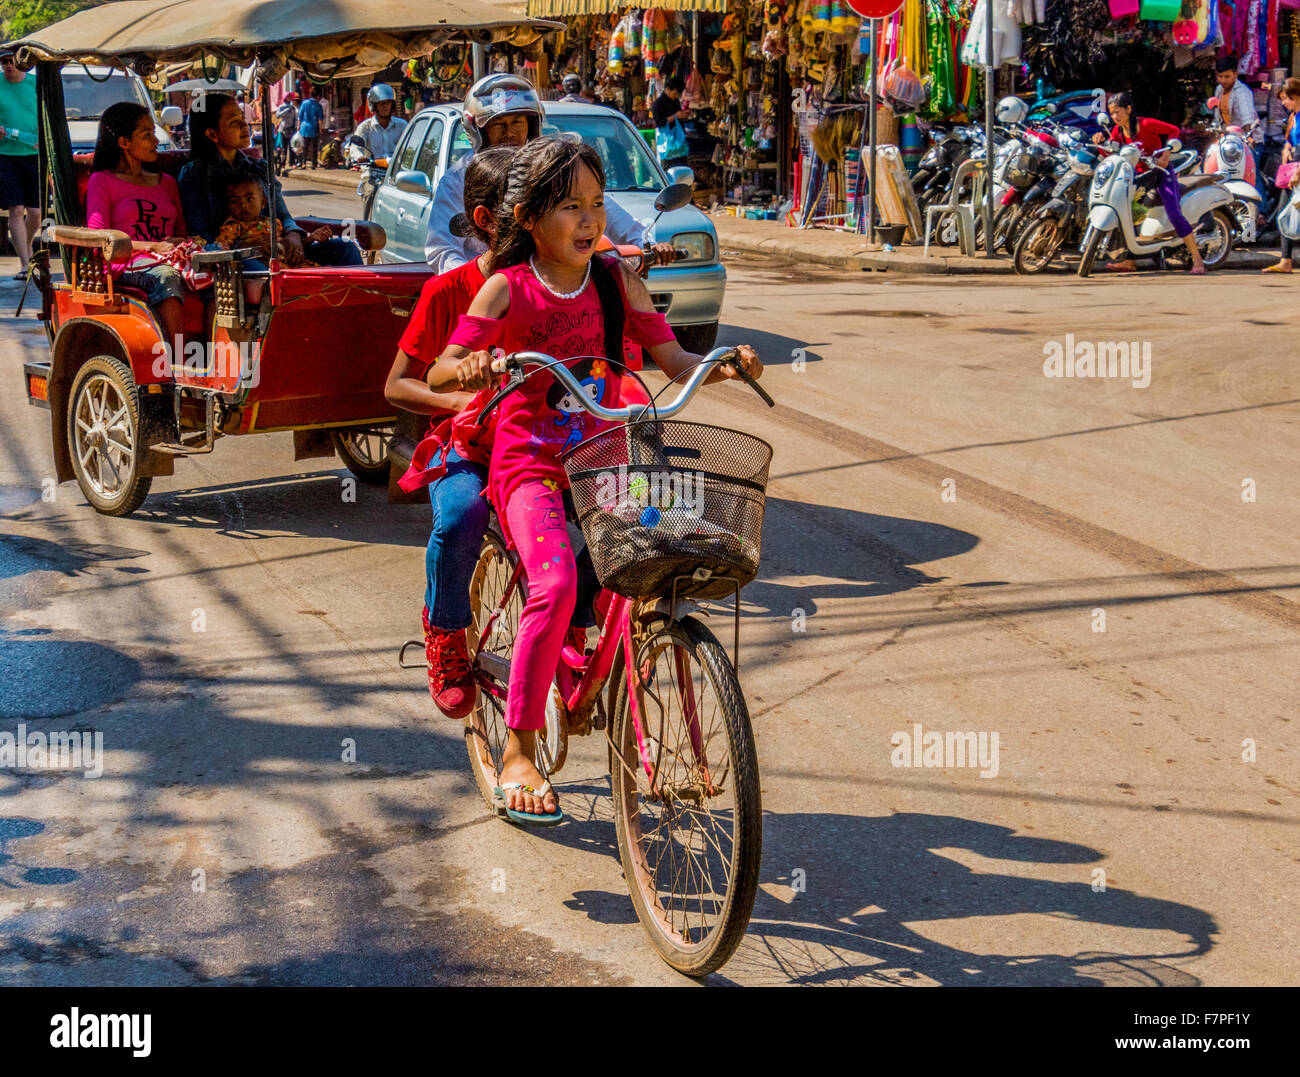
xmin=712 ymin=216 xmax=1280 ymax=275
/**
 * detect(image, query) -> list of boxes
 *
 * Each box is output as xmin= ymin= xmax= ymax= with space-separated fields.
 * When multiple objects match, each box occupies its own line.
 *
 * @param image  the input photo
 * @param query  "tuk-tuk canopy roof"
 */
xmin=11 ymin=0 xmax=560 ymax=78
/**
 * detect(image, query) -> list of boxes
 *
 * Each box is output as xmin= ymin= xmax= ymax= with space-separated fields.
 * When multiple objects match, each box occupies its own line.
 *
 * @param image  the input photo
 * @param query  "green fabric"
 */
xmin=0 ymin=71 xmax=39 ymax=155
xmin=924 ymin=0 xmax=956 ymax=118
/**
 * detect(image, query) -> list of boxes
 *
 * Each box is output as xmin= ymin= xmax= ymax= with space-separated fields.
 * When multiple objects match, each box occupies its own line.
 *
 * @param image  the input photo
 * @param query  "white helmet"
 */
xmin=462 ymin=73 xmax=544 ymax=151
xmin=995 ymin=96 xmax=1028 ymax=125
xmin=368 ymin=83 xmax=396 ymax=108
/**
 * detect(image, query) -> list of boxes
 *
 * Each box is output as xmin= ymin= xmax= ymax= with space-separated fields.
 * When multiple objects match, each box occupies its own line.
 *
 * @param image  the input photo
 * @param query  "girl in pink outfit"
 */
xmin=85 ymin=102 xmax=192 ymax=343
xmin=430 ymin=137 xmax=762 ymax=821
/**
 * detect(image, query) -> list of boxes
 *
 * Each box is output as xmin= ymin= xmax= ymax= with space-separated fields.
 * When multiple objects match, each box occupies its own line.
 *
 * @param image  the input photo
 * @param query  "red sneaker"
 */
xmin=423 ymin=609 xmax=475 ymax=720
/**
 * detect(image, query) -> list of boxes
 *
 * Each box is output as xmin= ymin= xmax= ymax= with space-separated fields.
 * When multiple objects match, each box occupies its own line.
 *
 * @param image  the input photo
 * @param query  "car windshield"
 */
xmin=448 ymin=114 xmax=665 ymax=193
xmin=62 ymin=70 xmax=151 ymax=121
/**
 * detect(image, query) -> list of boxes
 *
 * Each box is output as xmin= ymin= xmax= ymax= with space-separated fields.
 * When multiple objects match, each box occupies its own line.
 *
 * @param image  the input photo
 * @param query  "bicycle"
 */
xmin=463 ymin=347 xmax=774 ymax=977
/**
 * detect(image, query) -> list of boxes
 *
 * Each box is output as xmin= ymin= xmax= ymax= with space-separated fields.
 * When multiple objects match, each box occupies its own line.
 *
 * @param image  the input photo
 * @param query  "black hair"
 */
xmin=490 ymin=135 xmax=606 ymax=271
xmin=1215 ymin=55 xmax=1239 ymax=75
xmin=666 ymin=76 xmax=686 ymax=93
xmin=90 ymin=102 xmax=153 ymax=173
xmin=464 ymin=145 xmax=516 ymax=251
xmin=187 ymin=92 xmax=237 ymax=163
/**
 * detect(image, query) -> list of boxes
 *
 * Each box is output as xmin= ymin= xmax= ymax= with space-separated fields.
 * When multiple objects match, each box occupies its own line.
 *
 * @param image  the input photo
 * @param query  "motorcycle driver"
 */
xmin=558 ymin=73 xmax=584 ymax=103
xmin=355 ymin=84 xmax=408 ymax=161
xmin=424 ymin=74 xmax=676 ymax=272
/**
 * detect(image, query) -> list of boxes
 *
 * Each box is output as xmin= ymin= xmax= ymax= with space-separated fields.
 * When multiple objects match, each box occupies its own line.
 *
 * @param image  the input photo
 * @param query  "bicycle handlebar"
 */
xmin=477 ymin=346 xmax=773 ymax=428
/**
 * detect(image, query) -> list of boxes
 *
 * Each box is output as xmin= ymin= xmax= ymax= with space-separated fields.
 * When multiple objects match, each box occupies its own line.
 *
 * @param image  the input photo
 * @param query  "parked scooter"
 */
xmin=1013 ymin=133 xmax=1100 ymax=273
xmin=1202 ymin=97 xmax=1265 ymax=244
xmin=1077 ymin=139 xmax=1235 ymax=277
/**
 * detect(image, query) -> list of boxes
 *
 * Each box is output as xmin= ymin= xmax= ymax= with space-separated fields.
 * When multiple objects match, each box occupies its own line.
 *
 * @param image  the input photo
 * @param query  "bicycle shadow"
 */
xmin=740 ymin=497 xmax=980 ymax=617
xmin=543 ymin=803 xmax=1216 ymax=986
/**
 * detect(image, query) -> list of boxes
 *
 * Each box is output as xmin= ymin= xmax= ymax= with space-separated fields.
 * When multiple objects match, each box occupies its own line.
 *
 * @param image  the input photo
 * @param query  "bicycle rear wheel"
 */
xmin=609 ymin=615 xmax=761 ymax=977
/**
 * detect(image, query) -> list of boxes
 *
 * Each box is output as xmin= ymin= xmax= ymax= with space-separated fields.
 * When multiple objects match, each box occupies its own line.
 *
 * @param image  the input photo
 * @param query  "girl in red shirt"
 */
xmin=385 ymin=147 xmax=516 ymax=720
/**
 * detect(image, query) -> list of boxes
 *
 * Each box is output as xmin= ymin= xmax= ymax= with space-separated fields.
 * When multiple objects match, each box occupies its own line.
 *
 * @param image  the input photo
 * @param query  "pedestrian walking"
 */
xmin=1263 ymin=78 xmax=1300 ymax=274
xmin=298 ymin=88 xmax=324 ymax=170
xmin=0 ymin=47 xmax=41 ymax=279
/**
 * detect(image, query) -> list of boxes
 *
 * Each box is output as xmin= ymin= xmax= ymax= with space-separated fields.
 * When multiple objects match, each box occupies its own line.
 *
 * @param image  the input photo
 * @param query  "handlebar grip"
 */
xmin=490 ymin=356 xmax=508 ymax=374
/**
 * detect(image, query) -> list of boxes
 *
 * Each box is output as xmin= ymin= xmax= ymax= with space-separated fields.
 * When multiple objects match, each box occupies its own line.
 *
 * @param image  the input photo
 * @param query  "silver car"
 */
xmin=368 ymin=100 xmax=725 ymax=353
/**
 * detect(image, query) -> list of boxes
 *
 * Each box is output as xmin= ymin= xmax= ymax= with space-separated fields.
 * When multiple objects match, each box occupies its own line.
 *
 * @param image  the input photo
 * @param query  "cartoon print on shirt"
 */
xmin=539 ymin=357 xmax=609 ymax=456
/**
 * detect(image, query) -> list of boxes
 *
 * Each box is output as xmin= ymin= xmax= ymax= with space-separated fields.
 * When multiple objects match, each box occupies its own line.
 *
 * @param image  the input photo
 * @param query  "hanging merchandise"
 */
xmin=608 ymin=15 xmax=627 ymax=76
xmin=1138 ymin=0 xmax=1182 ymax=21
xmin=925 ymin=0 xmax=957 ymax=117
xmin=643 ymin=9 xmax=668 ymax=82
xmin=884 ymin=0 xmax=928 ymax=111
xmin=627 ymin=10 xmax=643 ymax=54
xmin=962 ymin=0 xmax=1022 ymax=67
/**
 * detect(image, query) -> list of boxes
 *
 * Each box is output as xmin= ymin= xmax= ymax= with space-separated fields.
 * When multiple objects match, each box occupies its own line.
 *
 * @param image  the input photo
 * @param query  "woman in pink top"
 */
xmin=85 ymin=102 xmax=191 ymax=342
xmin=430 ymin=137 xmax=763 ymax=822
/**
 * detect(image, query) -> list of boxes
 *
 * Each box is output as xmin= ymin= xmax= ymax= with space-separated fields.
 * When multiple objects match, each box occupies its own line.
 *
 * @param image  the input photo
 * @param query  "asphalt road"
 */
xmin=0 ymin=184 xmax=1296 ymax=985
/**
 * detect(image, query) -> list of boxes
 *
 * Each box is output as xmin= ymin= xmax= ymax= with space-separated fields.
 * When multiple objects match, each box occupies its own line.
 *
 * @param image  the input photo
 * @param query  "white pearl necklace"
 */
xmin=529 ymin=256 xmax=591 ymax=300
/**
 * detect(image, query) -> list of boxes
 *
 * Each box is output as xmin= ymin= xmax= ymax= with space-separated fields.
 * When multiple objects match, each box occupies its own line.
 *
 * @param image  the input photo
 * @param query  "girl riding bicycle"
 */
xmin=429 ymin=136 xmax=762 ymax=822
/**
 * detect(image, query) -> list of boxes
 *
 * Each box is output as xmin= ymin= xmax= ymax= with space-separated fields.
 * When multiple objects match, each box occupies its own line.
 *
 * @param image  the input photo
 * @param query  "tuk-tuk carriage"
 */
xmin=11 ymin=0 xmax=558 ymax=515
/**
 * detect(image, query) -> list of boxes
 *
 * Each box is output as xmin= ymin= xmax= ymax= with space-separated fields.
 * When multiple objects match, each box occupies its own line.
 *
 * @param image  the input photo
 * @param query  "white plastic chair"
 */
xmin=924 ymin=158 xmax=986 ymax=257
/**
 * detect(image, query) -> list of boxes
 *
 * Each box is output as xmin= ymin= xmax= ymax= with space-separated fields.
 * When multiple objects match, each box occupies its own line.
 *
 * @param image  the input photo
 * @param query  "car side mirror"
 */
xmin=653 ymin=182 xmax=693 ymax=214
xmin=394 ymin=169 xmax=431 ymax=195
xmin=666 ymin=165 xmax=695 ymax=188
xmin=159 ymin=106 xmax=183 ymax=127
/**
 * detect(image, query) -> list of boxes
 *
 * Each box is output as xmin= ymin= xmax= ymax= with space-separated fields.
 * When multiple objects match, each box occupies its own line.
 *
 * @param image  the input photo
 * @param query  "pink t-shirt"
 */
xmin=85 ymin=170 xmax=187 ymax=272
xmin=446 ymin=257 xmax=675 ymax=514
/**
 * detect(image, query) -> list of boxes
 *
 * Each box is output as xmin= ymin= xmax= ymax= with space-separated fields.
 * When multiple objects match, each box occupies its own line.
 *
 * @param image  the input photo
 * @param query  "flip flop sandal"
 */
xmin=1189 ymin=266 xmax=1206 ymax=275
xmin=11 ymin=265 xmax=27 ymax=280
xmin=493 ymin=780 xmax=563 ymax=826
xmin=1261 ymin=264 xmax=1292 ymax=273
xmin=1104 ymin=261 xmax=1137 ymax=273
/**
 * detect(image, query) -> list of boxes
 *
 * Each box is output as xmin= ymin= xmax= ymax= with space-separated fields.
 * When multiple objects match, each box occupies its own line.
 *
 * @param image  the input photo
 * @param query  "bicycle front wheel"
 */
xmin=609 ymin=615 xmax=761 ymax=977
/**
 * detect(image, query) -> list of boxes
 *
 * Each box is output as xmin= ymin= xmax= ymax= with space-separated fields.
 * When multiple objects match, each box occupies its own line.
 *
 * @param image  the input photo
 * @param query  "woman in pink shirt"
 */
xmin=85 ymin=102 xmax=192 ymax=341
xmin=429 ymin=137 xmax=762 ymax=823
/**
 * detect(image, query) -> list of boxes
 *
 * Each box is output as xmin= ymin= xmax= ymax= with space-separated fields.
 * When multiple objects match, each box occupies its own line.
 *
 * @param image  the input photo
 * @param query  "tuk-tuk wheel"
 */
xmin=67 ymin=356 xmax=153 ymax=517
xmin=331 ymin=427 xmax=392 ymax=484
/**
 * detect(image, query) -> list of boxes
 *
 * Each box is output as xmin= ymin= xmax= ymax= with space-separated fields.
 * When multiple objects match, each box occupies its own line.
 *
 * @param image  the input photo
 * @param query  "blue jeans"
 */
xmin=425 ymin=448 xmax=490 ymax=630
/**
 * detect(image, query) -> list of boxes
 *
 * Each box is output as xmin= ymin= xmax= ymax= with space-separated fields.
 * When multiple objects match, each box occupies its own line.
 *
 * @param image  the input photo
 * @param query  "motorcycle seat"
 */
xmin=1177 ymin=173 xmax=1224 ymax=191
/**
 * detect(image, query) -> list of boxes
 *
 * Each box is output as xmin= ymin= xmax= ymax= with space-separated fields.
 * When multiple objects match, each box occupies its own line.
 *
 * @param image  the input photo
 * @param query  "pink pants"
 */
xmin=502 ymin=480 xmax=576 ymax=731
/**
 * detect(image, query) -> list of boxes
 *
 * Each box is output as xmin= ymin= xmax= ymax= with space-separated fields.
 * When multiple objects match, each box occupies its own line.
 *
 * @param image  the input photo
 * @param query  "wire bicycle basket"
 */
xmin=564 ymin=420 xmax=772 ymax=601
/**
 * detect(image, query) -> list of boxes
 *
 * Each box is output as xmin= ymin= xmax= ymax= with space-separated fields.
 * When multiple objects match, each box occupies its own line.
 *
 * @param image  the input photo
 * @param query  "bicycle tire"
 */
xmin=609 ymin=615 xmax=761 ymax=977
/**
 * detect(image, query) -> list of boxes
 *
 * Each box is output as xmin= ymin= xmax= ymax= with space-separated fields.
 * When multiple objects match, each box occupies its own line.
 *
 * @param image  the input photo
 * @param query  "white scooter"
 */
xmin=1077 ymin=139 xmax=1236 ymax=277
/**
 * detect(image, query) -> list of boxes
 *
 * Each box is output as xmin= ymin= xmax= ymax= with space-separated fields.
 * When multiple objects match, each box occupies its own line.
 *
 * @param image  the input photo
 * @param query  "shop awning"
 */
xmin=12 ymin=0 xmax=563 ymax=77
xmin=526 ymin=0 xmax=728 ymax=15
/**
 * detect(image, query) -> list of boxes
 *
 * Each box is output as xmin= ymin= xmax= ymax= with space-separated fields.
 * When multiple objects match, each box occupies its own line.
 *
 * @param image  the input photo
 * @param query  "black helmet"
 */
xmin=561 ymin=74 xmax=582 ymax=94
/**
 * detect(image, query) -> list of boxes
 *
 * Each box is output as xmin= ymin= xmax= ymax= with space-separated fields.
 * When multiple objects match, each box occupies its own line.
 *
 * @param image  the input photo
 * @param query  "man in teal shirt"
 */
xmin=0 ymin=47 xmax=40 ymax=278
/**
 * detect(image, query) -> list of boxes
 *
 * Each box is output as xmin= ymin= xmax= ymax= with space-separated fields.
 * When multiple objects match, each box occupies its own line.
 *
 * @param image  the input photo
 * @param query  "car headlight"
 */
xmin=669 ymin=231 xmax=715 ymax=263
